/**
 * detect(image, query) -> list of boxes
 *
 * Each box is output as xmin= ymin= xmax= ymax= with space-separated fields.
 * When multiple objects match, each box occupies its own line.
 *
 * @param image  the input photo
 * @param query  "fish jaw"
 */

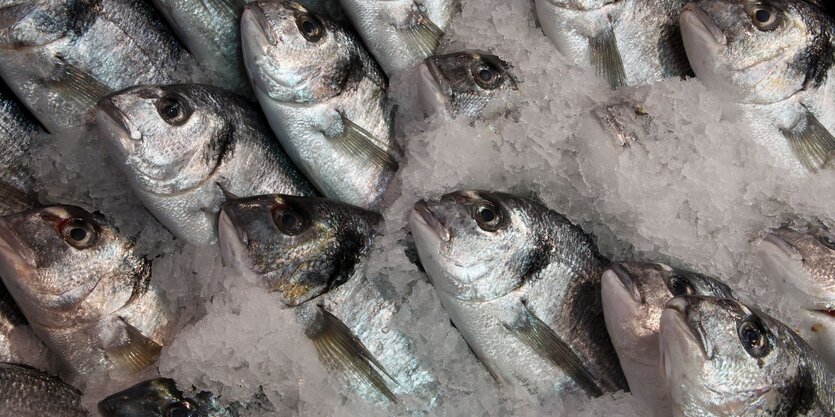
xmin=95 ymin=97 xmax=142 ymax=164
xmin=680 ymin=3 xmax=730 ymax=94
xmin=409 ymin=201 xmax=461 ymax=299
xmin=217 ymin=207 xmax=251 ymax=276
xmin=758 ymin=233 xmax=835 ymax=312
xmin=660 ymin=299 xmax=709 ymax=413
xmin=418 ymin=58 xmax=452 ymax=118
xmin=0 ymin=215 xmax=38 ymax=301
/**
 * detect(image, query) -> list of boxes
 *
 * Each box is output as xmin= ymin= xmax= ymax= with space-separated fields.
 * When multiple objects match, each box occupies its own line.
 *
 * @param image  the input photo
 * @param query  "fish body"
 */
xmin=409 ymin=190 xmax=626 ymax=399
xmin=98 ymin=378 xmax=237 ymax=417
xmin=418 ymin=51 xmax=518 ymax=119
xmin=758 ymin=224 xmax=835 ymax=368
xmin=0 ymin=205 xmax=173 ymax=386
xmin=95 ymin=84 xmax=317 ymax=245
xmin=338 ymin=0 xmax=456 ymax=75
xmin=601 ymin=262 xmax=733 ymax=416
xmin=660 ymin=296 xmax=835 ymax=416
xmin=0 ymin=80 xmax=40 ymax=215
xmin=0 ymin=0 xmax=194 ymax=133
xmin=535 ymin=0 xmax=692 ymax=88
xmin=680 ymin=0 xmax=835 ymax=174
xmin=219 ymin=194 xmax=439 ymax=407
xmin=241 ymin=1 xmax=399 ymax=210
xmin=0 ymin=363 xmax=88 ymax=417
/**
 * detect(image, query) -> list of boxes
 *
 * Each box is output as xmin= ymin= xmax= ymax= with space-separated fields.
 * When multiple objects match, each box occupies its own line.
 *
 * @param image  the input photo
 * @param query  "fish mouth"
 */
xmin=218 ymin=205 xmax=249 ymax=247
xmin=242 ymin=3 xmax=277 ymax=46
xmin=95 ymin=98 xmax=141 ymax=158
xmin=660 ymin=298 xmax=709 ymax=388
xmin=411 ymin=200 xmax=450 ymax=242
xmin=758 ymin=232 xmax=802 ymax=261
xmin=680 ymin=4 xmax=726 ymax=47
xmin=603 ymin=263 xmax=642 ymax=304
xmin=756 ymin=233 xmax=833 ymax=311
xmin=0 ymin=216 xmax=36 ymax=272
xmin=662 ymin=298 xmax=709 ymax=358
xmin=418 ymin=58 xmax=452 ymax=117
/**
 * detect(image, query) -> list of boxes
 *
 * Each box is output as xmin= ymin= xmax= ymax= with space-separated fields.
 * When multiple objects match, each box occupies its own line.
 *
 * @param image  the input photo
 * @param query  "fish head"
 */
xmin=98 ymin=378 xmax=199 ymax=417
xmin=660 ymin=296 xmax=812 ymax=416
xmin=0 ymin=0 xmax=75 ymax=48
xmin=241 ymin=0 xmax=355 ymax=104
xmin=602 ymin=262 xmax=734 ymax=362
xmin=758 ymin=224 xmax=835 ymax=315
xmin=219 ymin=194 xmax=381 ymax=307
xmin=411 ymin=190 xmax=565 ymax=302
xmin=680 ymin=0 xmax=831 ymax=104
xmin=95 ymin=85 xmax=230 ymax=194
xmin=419 ymin=51 xmax=517 ymax=118
xmin=0 ymin=205 xmax=141 ymax=327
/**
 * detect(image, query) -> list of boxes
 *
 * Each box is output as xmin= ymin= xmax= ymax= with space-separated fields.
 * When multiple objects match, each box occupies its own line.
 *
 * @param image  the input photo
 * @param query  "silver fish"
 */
xmin=680 ymin=0 xmax=835 ymax=174
xmin=99 ymin=378 xmax=238 ymax=417
xmin=601 ymin=262 xmax=733 ymax=416
xmin=338 ymin=0 xmax=457 ymax=75
xmin=0 ymin=363 xmax=89 ymax=417
xmin=0 ymin=205 xmax=173 ymax=386
xmin=95 ymin=84 xmax=317 ymax=246
xmin=535 ymin=0 xmax=692 ymax=88
xmin=219 ymin=194 xmax=439 ymax=407
xmin=410 ymin=190 xmax=627 ymax=399
xmin=0 ymin=0 xmax=194 ymax=133
xmin=0 ymin=79 xmax=40 ymax=215
xmin=758 ymin=223 xmax=835 ymax=369
xmin=241 ymin=0 xmax=399 ymax=210
xmin=660 ymin=296 xmax=835 ymax=416
xmin=418 ymin=51 xmax=518 ymax=119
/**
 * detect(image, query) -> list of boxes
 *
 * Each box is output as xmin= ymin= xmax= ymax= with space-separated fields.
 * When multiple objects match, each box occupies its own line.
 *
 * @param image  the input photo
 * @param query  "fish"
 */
xmin=219 ymin=194 xmax=439 ymax=407
xmin=660 ymin=295 xmax=835 ymax=416
xmin=338 ymin=0 xmax=457 ymax=75
xmin=680 ymin=0 xmax=835 ymax=174
xmin=0 ymin=362 xmax=89 ymax=417
xmin=241 ymin=0 xmax=399 ymax=210
xmin=535 ymin=0 xmax=692 ymax=88
xmin=0 ymin=205 xmax=173 ymax=386
xmin=409 ymin=190 xmax=627 ymax=399
xmin=98 ymin=378 xmax=239 ymax=417
xmin=758 ymin=223 xmax=835 ymax=368
xmin=0 ymin=79 xmax=40 ymax=215
xmin=418 ymin=51 xmax=518 ymax=119
xmin=0 ymin=0 xmax=195 ymax=133
xmin=95 ymin=83 xmax=317 ymax=245
xmin=601 ymin=262 xmax=733 ymax=416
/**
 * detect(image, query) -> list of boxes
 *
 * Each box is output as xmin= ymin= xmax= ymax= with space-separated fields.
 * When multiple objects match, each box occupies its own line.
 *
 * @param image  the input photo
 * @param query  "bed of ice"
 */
xmin=25 ymin=0 xmax=835 ymax=415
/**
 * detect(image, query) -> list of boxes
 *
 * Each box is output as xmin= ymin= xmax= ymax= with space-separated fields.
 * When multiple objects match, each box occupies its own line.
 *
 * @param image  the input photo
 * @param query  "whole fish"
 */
xmin=241 ymin=0 xmax=399 ymax=210
xmin=338 ymin=0 xmax=457 ymax=75
xmin=680 ymin=0 xmax=835 ymax=174
xmin=0 ymin=0 xmax=194 ymax=133
xmin=0 ymin=80 xmax=40 ymax=215
xmin=0 ymin=205 xmax=173 ymax=386
xmin=660 ymin=296 xmax=835 ymax=416
xmin=758 ymin=223 xmax=835 ymax=368
xmin=95 ymin=84 xmax=317 ymax=245
xmin=0 ymin=362 xmax=89 ymax=417
xmin=601 ymin=262 xmax=733 ymax=416
xmin=99 ymin=378 xmax=238 ymax=417
xmin=535 ymin=0 xmax=692 ymax=88
xmin=418 ymin=51 xmax=518 ymax=119
xmin=219 ymin=194 xmax=439 ymax=407
xmin=409 ymin=190 xmax=627 ymax=399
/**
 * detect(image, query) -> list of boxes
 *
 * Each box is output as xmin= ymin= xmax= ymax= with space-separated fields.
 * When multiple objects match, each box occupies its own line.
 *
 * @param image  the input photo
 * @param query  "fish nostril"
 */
xmin=666 ymin=296 xmax=690 ymax=315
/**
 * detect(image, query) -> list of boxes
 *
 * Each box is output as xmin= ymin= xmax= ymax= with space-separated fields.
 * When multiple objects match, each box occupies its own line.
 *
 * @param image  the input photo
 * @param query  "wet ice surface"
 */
xmin=24 ymin=0 xmax=835 ymax=415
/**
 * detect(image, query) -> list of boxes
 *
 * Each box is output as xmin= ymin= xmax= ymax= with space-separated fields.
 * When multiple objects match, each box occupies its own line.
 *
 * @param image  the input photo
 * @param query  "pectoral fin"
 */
xmin=396 ymin=11 xmax=444 ymax=59
xmin=589 ymin=27 xmax=626 ymax=89
xmin=505 ymin=302 xmax=603 ymax=398
xmin=47 ymin=57 xmax=112 ymax=111
xmin=780 ymin=111 xmax=835 ymax=173
xmin=0 ymin=180 xmax=33 ymax=214
xmin=105 ymin=317 xmax=162 ymax=372
xmin=201 ymin=0 xmax=240 ymax=21
xmin=328 ymin=115 xmax=398 ymax=173
xmin=306 ymin=307 xmax=398 ymax=402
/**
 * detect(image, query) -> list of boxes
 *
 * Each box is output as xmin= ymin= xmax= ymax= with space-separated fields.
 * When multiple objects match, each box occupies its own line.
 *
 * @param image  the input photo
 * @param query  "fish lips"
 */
xmin=418 ymin=58 xmax=453 ymax=117
xmin=411 ymin=200 xmax=450 ymax=243
xmin=242 ymin=3 xmax=277 ymax=47
xmin=661 ymin=298 xmax=711 ymax=362
xmin=0 ymin=215 xmax=37 ymax=272
xmin=757 ymin=233 xmax=834 ymax=314
xmin=95 ymin=97 xmax=142 ymax=161
xmin=680 ymin=3 xmax=728 ymax=85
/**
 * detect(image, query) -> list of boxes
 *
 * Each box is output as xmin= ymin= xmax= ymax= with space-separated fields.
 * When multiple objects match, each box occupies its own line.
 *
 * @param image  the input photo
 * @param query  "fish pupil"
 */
xmin=669 ymin=275 xmax=690 ymax=296
xmin=162 ymin=102 xmax=180 ymax=119
xmin=282 ymin=213 xmax=297 ymax=228
xmin=479 ymin=207 xmax=495 ymax=222
xmin=743 ymin=326 xmax=761 ymax=347
xmin=755 ymin=9 xmax=770 ymax=23
xmin=69 ymin=227 xmax=86 ymax=241
xmin=302 ymin=19 xmax=316 ymax=35
xmin=479 ymin=69 xmax=493 ymax=82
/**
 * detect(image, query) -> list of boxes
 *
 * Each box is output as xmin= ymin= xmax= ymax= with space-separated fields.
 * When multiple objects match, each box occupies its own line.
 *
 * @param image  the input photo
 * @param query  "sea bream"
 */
xmin=0 ymin=362 xmax=89 ymax=417
xmin=0 ymin=0 xmax=195 ymax=133
xmin=758 ymin=223 xmax=835 ymax=369
xmin=0 ymin=79 xmax=40 ymax=215
xmin=338 ymin=0 xmax=457 ymax=75
xmin=535 ymin=0 xmax=692 ymax=88
xmin=0 ymin=205 xmax=173 ymax=386
xmin=219 ymin=194 xmax=439 ymax=407
xmin=410 ymin=190 xmax=627 ymax=399
xmin=241 ymin=0 xmax=399 ymax=210
xmin=601 ymin=262 xmax=733 ymax=416
xmin=680 ymin=0 xmax=835 ymax=174
xmin=661 ymin=296 xmax=835 ymax=416
xmin=95 ymin=84 xmax=317 ymax=246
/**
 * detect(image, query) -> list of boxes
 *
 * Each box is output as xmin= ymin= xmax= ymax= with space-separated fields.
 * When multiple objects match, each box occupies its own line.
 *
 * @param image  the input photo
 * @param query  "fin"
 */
xmin=105 ymin=317 xmax=162 ymax=372
xmin=200 ymin=0 xmax=240 ymax=22
xmin=306 ymin=307 xmax=398 ymax=402
xmin=780 ymin=111 xmax=835 ymax=173
xmin=0 ymin=180 xmax=33 ymax=214
xmin=329 ymin=115 xmax=398 ymax=173
xmin=589 ymin=27 xmax=627 ymax=89
xmin=47 ymin=57 xmax=112 ymax=110
xmin=505 ymin=302 xmax=603 ymax=398
xmin=397 ymin=10 xmax=444 ymax=58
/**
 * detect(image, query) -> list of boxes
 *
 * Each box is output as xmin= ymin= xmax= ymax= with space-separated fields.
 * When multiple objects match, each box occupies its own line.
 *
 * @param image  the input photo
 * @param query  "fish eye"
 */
xmin=817 ymin=235 xmax=835 ymax=250
xmin=273 ymin=207 xmax=307 ymax=235
xmin=156 ymin=96 xmax=191 ymax=126
xmin=296 ymin=14 xmax=324 ymax=42
xmin=667 ymin=274 xmax=694 ymax=296
xmin=471 ymin=61 xmax=503 ymax=90
xmin=738 ymin=317 xmax=770 ymax=358
xmin=164 ymin=400 xmax=196 ymax=417
xmin=746 ymin=5 xmax=780 ymax=31
xmin=472 ymin=201 xmax=503 ymax=232
xmin=60 ymin=218 xmax=97 ymax=250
